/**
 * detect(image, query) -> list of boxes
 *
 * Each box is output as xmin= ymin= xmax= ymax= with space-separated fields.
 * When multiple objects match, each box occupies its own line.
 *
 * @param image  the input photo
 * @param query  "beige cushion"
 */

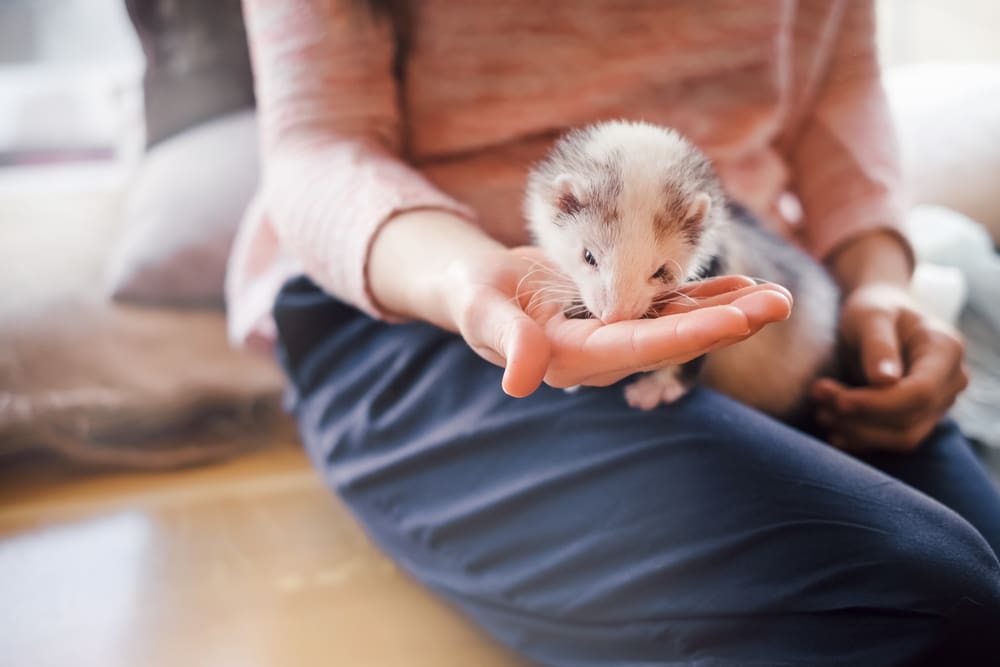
xmin=0 ymin=188 xmax=287 ymax=468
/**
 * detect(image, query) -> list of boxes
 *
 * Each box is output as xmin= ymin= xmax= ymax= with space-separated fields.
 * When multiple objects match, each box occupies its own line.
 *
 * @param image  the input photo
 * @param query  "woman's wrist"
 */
xmin=826 ymin=229 xmax=913 ymax=295
xmin=368 ymin=208 xmax=505 ymax=329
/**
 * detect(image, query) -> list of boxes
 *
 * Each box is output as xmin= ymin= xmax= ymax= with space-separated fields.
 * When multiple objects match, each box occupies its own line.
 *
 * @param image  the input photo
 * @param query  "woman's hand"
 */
xmin=811 ymin=283 xmax=968 ymax=452
xmin=814 ymin=231 xmax=968 ymax=453
xmin=444 ymin=246 xmax=793 ymax=397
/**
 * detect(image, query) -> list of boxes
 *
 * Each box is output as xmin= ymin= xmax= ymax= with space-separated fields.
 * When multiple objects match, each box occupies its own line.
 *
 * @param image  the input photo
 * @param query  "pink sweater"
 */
xmin=227 ymin=0 xmax=906 ymax=349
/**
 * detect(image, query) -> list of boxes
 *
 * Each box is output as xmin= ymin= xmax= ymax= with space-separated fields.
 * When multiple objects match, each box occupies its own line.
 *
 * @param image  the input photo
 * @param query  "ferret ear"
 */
xmin=685 ymin=192 xmax=712 ymax=227
xmin=553 ymin=174 xmax=584 ymax=215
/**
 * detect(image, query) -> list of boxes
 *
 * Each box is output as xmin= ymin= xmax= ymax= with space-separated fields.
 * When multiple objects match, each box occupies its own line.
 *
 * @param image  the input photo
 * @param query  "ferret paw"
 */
xmin=624 ymin=372 xmax=689 ymax=410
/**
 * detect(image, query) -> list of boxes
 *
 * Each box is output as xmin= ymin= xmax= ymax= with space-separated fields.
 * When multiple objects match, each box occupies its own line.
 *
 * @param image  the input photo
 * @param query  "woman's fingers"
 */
xmin=852 ymin=310 xmax=903 ymax=386
xmin=824 ymin=416 xmax=938 ymax=453
xmin=469 ymin=259 xmax=793 ymax=394
xmin=455 ymin=284 xmax=551 ymax=397
xmin=729 ymin=289 xmax=793 ymax=326
xmin=543 ymin=307 xmax=742 ymax=387
xmin=543 ymin=289 xmax=791 ymax=387
xmin=677 ymin=275 xmax=758 ymax=298
xmin=812 ymin=366 xmax=966 ymax=437
xmin=574 ymin=329 xmax=754 ymax=387
xmin=811 ymin=312 xmax=966 ymax=426
xmin=585 ymin=305 xmax=750 ymax=363
xmin=658 ymin=281 xmax=793 ymax=316
xmin=500 ymin=317 xmax=552 ymax=397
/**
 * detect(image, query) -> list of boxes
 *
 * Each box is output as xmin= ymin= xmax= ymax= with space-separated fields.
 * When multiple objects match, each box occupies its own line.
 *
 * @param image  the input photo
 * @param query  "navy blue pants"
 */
xmin=274 ymin=277 xmax=1000 ymax=666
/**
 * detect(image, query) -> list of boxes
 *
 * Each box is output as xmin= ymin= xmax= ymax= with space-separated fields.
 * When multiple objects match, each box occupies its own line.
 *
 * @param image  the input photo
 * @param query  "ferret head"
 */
xmin=525 ymin=120 xmax=726 ymax=323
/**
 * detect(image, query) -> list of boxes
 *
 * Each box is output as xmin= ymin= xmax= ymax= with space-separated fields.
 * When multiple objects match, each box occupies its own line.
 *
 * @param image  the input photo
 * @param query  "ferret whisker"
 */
xmin=562 ymin=304 xmax=589 ymax=313
xmin=523 ymin=263 xmax=574 ymax=285
xmin=651 ymin=289 xmax=699 ymax=308
xmin=643 ymin=306 xmax=661 ymax=319
xmin=515 ymin=270 xmax=577 ymax=309
xmin=525 ymin=288 xmax=583 ymax=315
xmin=515 ymin=267 xmax=556 ymax=296
xmin=562 ymin=308 xmax=592 ymax=320
xmin=534 ymin=292 xmax=576 ymax=301
xmin=666 ymin=258 xmax=686 ymax=283
xmin=537 ymin=283 xmax=577 ymax=294
xmin=669 ymin=292 xmax=699 ymax=307
xmin=530 ymin=297 xmax=581 ymax=312
xmin=534 ymin=282 xmax=578 ymax=292
xmin=533 ymin=292 xmax=580 ymax=303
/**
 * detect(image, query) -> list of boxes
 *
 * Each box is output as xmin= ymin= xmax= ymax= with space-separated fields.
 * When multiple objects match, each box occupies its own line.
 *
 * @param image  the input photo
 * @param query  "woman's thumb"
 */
xmin=857 ymin=311 xmax=903 ymax=386
xmin=500 ymin=316 xmax=550 ymax=397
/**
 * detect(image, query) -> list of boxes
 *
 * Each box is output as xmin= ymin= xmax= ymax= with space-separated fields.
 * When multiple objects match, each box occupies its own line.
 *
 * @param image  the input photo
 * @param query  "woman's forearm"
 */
xmin=367 ymin=209 xmax=506 ymax=329
xmin=826 ymin=230 xmax=912 ymax=294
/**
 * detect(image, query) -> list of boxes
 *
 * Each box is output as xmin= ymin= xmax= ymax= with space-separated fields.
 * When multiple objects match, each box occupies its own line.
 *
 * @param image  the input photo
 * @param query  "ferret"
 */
xmin=525 ymin=120 xmax=839 ymax=418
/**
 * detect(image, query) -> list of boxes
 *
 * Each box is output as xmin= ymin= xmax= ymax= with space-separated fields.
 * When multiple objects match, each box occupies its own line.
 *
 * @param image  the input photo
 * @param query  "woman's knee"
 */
xmin=840 ymin=497 xmax=1000 ymax=663
xmin=891 ymin=507 xmax=1000 ymax=617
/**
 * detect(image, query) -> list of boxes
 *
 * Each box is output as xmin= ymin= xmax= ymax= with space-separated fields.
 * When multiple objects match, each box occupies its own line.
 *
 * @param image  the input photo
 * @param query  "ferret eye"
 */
xmin=652 ymin=265 xmax=671 ymax=282
xmin=583 ymin=249 xmax=598 ymax=267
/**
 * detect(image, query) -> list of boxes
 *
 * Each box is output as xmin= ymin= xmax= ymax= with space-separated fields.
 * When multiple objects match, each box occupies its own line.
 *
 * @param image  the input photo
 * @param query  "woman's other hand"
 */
xmin=814 ymin=231 xmax=968 ymax=452
xmin=811 ymin=283 xmax=968 ymax=452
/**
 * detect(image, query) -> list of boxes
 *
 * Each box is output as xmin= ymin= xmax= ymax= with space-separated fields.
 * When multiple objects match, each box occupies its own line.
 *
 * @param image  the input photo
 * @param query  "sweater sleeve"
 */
xmin=789 ymin=1 xmax=913 ymax=266
xmin=242 ymin=0 xmax=475 ymax=319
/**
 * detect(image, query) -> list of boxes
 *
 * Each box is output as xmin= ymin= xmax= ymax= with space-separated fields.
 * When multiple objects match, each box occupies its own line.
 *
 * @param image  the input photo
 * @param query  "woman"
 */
xmin=227 ymin=1 xmax=1000 ymax=663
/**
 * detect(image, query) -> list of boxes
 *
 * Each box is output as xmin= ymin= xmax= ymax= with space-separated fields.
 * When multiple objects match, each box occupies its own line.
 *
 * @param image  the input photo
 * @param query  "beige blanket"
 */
xmin=0 ymin=186 xmax=288 ymax=469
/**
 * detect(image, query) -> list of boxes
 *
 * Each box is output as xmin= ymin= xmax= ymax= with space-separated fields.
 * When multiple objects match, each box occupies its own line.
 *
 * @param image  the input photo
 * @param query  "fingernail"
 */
xmin=878 ymin=360 xmax=900 ymax=379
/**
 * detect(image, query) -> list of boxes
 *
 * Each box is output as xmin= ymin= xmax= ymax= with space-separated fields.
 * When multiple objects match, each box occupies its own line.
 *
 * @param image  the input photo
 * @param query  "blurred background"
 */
xmin=1 ymin=2 xmax=999 ymax=666
xmin=0 ymin=0 xmax=999 ymax=187
xmin=0 ymin=0 xmax=142 ymax=189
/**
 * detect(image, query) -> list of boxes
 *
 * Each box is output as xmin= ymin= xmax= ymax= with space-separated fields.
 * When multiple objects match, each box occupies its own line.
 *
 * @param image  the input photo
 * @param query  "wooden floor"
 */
xmin=5 ymin=435 xmax=998 ymax=667
xmin=0 ymin=439 xmax=522 ymax=667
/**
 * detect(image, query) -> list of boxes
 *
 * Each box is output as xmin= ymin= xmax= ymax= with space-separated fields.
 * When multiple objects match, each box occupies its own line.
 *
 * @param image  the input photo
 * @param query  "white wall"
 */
xmin=0 ymin=0 xmax=143 ymax=162
xmin=0 ymin=0 xmax=141 ymax=65
xmin=878 ymin=0 xmax=1000 ymax=66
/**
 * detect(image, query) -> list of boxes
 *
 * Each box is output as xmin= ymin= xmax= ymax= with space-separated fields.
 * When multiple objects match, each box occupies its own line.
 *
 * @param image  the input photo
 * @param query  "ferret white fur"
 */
xmin=525 ymin=120 xmax=839 ymax=417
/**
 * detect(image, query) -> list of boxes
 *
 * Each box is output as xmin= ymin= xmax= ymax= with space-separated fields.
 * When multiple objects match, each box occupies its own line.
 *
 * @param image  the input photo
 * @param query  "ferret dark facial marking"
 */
xmin=654 ymin=201 xmax=702 ymax=246
xmin=682 ymin=193 xmax=713 ymax=246
xmin=651 ymin=265 xmax=672 ymax=283
xmin=551 ymin=173 xmax=585 ymax=224
xmin=681 ymin=214 xmax=702 ymax=245
xmin=558 ymin=190 xmax=583 ymax=216
xmin=654 ymin=183 xmax=698 ymax=244
xmin=594 ymin=155 xmax=624 ymax=219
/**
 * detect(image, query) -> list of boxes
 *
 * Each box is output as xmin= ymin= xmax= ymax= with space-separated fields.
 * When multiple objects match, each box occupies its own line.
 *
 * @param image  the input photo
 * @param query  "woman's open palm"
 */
xmin=445 ymin=246 xmax=793 ymax=397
